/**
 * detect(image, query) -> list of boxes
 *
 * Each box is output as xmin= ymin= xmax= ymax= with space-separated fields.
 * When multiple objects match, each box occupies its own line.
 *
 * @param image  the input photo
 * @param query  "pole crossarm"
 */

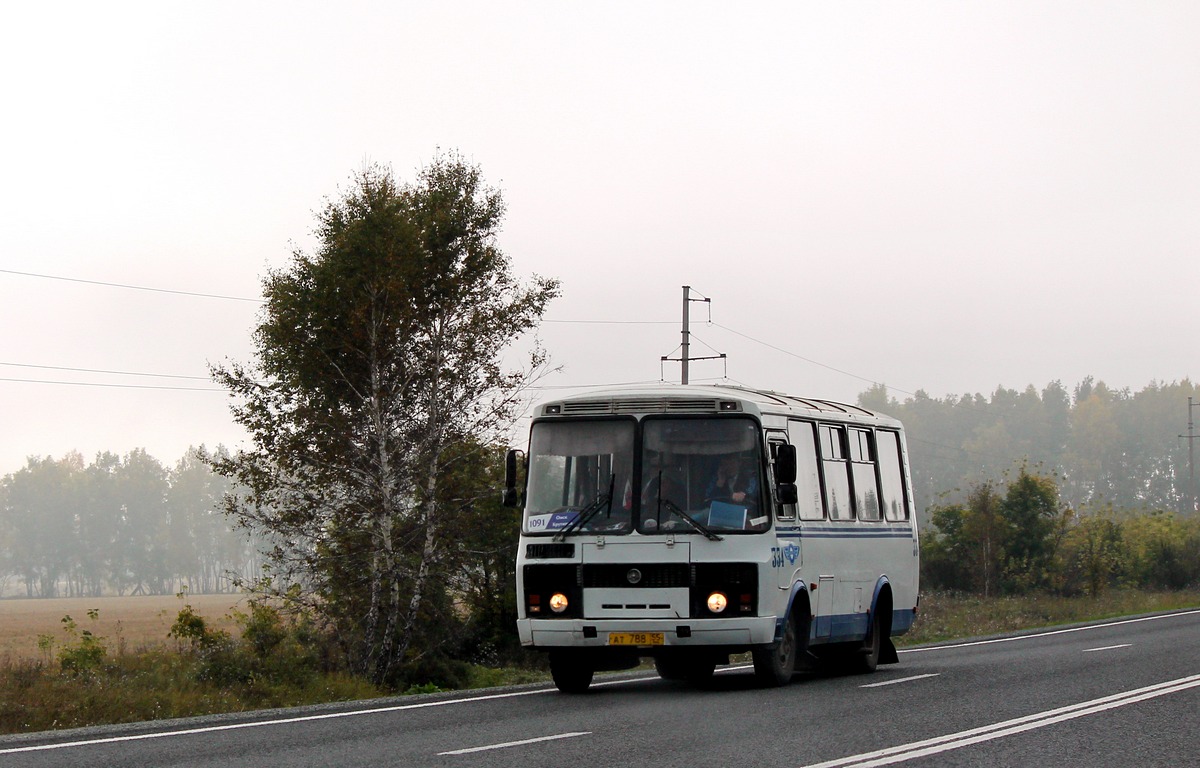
xmin=669 ymin=285 xmax=724 ymax=385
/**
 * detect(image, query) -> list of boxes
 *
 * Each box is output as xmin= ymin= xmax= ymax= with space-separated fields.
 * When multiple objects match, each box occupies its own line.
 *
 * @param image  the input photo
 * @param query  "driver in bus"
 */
xmin=705 ymin=453 xmax=758 ymax=506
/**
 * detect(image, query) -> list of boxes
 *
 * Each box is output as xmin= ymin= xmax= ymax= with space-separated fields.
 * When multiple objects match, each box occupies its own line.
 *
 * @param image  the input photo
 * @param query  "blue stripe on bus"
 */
xmin=776 ymin=525 xmax=912 ymax=531
xmin=775 ymin=527 xmax=913 ymax=540
xmin=810 ymin=608 xmax=918 ymax=643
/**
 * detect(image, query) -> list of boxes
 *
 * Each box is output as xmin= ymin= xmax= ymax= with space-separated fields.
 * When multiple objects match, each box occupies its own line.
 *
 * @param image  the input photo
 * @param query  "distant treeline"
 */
xmin=921 ymin=466 xmax=1200 ymax=597
xmin=3 ymin=377 xmax=1197 ymax=600
xmin=859 ymin=377 xmax=1200 ymax=518
xmin=0 ymin=448 xmax=261 ymax=598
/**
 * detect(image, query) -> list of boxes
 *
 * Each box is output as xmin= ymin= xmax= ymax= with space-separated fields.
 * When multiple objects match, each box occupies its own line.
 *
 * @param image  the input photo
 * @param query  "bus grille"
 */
xmin=526 ymin=543 xmax=575 ymax=559
xmin=558 ymin=398 xmax=721 ymax=415
xmin=582 ymin=563 xmax=691 ymax=589
xmin=694 ymin=562 xmax=758 ymax=587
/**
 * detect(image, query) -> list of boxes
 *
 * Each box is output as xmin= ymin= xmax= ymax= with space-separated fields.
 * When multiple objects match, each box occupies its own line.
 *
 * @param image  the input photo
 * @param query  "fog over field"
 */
xmin=1 ymin=2 xmax=1197 ymax=476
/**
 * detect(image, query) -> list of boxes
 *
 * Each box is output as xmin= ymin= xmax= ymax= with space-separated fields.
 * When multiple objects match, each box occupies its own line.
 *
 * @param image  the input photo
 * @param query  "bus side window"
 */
xmin=788 ymin=420 xmax=824 ymax=520
xmin=819 ymin=424 xmax=852 ymax=520
xmin=849 ymin=429 xmax=881 ymax=521
xmin=770 ymin=440 xmax=796 ymax=520
xmin=877 ymin=430 xmax=910 ymax=521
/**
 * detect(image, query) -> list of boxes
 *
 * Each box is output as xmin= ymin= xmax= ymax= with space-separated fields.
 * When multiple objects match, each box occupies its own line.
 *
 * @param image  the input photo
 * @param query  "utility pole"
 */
xmin=681 ymin=285 xmax=691 ymax=385
xmin=661 ymin=285 xmax=724 ymax=384
xmin=1183 ymin=397 xmax=1199 ymax=514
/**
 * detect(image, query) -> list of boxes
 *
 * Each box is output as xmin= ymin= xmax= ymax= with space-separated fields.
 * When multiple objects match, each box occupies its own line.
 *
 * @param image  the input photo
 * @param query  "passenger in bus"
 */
xmin=705 ymin=454 xmax=758 ymax=507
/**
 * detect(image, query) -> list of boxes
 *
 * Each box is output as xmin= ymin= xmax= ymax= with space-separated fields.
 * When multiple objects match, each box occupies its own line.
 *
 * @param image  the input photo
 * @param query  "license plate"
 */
xmin=607 ymin=632 xmax=664 ymax=646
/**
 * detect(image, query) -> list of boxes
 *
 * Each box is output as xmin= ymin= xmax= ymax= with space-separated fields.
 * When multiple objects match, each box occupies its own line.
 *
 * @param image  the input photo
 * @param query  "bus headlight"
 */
xmin=549 ymin=593 xmax=570 ymax=614
xmin=707 ymin=592 xmax=728 ymax=614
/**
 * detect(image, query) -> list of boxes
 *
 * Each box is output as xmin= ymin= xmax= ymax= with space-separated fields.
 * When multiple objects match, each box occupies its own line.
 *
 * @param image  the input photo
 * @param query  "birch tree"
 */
xmin=210 ymin=155 xmax=558 ymax=685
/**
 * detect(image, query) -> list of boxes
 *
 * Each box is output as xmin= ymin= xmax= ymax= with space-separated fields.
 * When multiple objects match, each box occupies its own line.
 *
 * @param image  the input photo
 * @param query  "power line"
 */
xmin=543 ymin=318 xmax=674 ymax=325
xmin=527 ymin=378 xmax=663 ymax=391
xmin=3 ymin=266 xmax=911 ymax=397
xmin=708 ymin=321 xmax=916 ymax=397
xmin=0 ymin=268 xmax=264 ymax=303
xmin=1 ymin=268 xmax=682 ymax=323
xmin=1 ymin=317 xmax=908 ymax=398
xmin=0 ymin=376 xmax=224 ymax=392
xmin=0 ymin=361 xmax=211 ymax=381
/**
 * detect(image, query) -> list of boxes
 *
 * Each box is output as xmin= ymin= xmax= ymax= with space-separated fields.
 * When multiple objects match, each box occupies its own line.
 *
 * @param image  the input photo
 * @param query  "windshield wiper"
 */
xmin=657 ymin=492 xmax=720 ymax=540
xmin=553 ymin=473 xmax=616 ymax=540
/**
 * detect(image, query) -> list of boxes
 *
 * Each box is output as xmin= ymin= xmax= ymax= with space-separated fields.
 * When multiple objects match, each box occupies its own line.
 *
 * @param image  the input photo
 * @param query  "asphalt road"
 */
xmin=3 ymin=609 xmax=1199 ymax=767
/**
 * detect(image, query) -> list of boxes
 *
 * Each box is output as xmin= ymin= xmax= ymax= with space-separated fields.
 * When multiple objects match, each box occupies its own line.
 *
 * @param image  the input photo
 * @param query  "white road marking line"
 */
xmin=717 ymin=664 xmax=754 ymax=674
xmin=860 ymin=673 xmax=940 ymax=688
xmin=1083 ymin=644 xmax=1132 ymax=653
xmin=5 ymin=610 xmax=1195 ymax=756
xmin=799 ymin=673 xmax=1200 ymax=768
xmin=899 ymin=608 xmax=1200 ymax=654
xmin=0 ymin=688 xmax=554 ymax=755
xmin=438 ymin=731 xmax=591 ymax=755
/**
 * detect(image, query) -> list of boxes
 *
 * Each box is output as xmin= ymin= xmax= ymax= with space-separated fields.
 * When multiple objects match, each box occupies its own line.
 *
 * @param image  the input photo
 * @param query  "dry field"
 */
xmin=0 ymin=594 xmax=247 ymax=662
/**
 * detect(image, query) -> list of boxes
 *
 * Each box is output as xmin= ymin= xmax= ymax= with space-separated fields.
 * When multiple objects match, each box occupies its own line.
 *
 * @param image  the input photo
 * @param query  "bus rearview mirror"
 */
xmin=502 ymin=449 xmax=522 ymax=508
xmin=774 ymin=443 xmax=797 ymax=484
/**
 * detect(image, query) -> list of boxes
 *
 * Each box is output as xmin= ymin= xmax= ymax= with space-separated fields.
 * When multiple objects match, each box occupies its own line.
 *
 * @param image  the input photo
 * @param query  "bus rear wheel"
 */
xmin=852 ymin=616 xmax=882 ymax=674
xmin=549 ymin=651 xmax=594 ymax=693
xmin=753 ymin=614 xmax=797 ymax=687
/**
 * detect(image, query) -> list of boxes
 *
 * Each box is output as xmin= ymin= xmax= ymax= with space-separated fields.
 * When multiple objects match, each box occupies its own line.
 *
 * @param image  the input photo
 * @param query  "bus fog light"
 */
xmin=549 ymin=593 xmax=569 ymax=613
xmin=707 ymin=592 xmax=728 ymax=613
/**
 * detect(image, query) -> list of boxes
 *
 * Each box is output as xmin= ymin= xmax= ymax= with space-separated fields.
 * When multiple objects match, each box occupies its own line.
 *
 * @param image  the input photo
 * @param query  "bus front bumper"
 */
xmin=517 ymin=616 xmax=778 ymax=649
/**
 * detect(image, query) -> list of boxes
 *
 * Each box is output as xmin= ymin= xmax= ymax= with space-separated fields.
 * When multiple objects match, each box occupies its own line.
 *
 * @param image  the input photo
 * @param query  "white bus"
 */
xmin=504 ymin=384 xmax=919 ymax=693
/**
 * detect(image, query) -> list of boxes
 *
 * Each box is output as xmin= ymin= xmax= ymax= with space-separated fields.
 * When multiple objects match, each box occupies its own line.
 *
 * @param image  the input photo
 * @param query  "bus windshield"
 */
xmin=638 ymin=417 xmax=768 ymax=534
xmin=522 ymin=416 xmax=768 ymax=536
xmin=523 ymin=419 xmax=635 ymax=535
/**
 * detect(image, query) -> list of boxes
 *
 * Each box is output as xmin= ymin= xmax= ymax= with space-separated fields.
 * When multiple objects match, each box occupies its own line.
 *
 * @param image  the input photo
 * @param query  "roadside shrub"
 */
xmin=168 ymin=600 xmax=325 ymax=688
xmin=235 ymin=601 xmax=319 ymax=687
xmin=389 ymin=652 xmax=470 ymax=691
xmin=169 ymin=604 xmax=231 ymax=649
xmin=58 ymin=611 xmax=107 ymax=676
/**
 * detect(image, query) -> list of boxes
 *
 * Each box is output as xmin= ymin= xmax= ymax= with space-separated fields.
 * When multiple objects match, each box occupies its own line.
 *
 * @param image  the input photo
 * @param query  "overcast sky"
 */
xmin=1 ymin=1 xmax=1197 ymax=477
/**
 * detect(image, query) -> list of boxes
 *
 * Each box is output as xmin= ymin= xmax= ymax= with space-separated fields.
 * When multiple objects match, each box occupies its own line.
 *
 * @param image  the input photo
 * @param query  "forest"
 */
xmin=862 ymin=377 xmax=1200 ymax=597
xmin=0 ymin=448 xmax=262 ymax=598
xmin=859 ymin=377 xmax=1199 ymax=517
xmin=2 ymin=377 xmax=1196 ymax=600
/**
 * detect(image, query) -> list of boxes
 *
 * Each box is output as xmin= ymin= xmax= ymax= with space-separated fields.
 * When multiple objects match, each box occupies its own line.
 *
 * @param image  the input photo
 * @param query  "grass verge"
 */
xmin=898 ymin=589 xmax=1200 ymax=646
xmin=4 ymin=589 xmax=1199 ymax=735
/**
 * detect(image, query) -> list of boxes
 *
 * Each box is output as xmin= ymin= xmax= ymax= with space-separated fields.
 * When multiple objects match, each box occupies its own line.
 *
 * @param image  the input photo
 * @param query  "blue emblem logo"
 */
xmin=783 ymin=542 xmax=800 ymax=565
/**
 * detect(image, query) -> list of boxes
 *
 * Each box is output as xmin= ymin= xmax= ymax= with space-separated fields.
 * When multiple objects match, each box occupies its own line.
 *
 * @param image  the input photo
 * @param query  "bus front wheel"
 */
xmin=549 ymin=651 xmax=594 ymax=693
xmin=753 ymin=615 xmax=797 ymax=686
xmin=655 ymin=652 xmax=717 ymax=685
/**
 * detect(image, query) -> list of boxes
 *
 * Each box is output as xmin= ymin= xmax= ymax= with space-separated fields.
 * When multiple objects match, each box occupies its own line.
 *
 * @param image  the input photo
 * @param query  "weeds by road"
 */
xmin=900 ymin=589 xmax=1200 ymax=646
xmin=3 ymin=589 xmax=1199 ymax=735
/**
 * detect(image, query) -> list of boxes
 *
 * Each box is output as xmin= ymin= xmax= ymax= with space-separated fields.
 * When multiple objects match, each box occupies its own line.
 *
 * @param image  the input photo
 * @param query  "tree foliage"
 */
xmin=209 ymin=155 xmax=558 ymax=687
xmin=923 ymin=469 xmax=1200 ymax=596
xmin=924 ymin=468 xmax=1070 ymax=595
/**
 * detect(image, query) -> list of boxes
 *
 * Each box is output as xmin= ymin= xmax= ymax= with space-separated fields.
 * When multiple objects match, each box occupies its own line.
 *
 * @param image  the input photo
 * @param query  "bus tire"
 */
xmin=654 ymin=653 xmax=688 ymax=681
xmin=685 ymin=656 xmax=717 ymax=686
xmin=549 ymin=651 xmax=594 ymax=693
xmin=753 ymin=614 xmax=797 ymax=687
xmin=853 ymin=615 xmax=882 ymax=674
xmin=655 ymin=652 xmax=717 ymax=685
